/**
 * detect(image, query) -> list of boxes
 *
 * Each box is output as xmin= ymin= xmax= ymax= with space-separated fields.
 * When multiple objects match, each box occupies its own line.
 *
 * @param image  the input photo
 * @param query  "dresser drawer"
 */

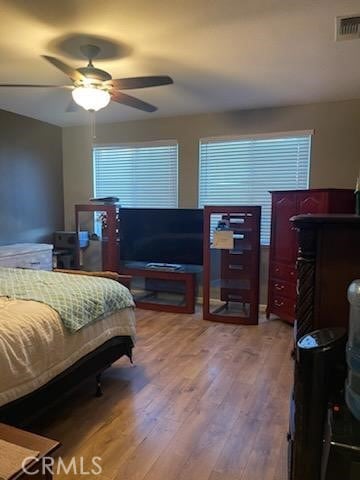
xmin=272 ymin=262 xmax=296 ymax=282
xmin=270 ymin=279 xmax=297 ymax=300
xmin=272 ymin=294 xmax=296 ymax=319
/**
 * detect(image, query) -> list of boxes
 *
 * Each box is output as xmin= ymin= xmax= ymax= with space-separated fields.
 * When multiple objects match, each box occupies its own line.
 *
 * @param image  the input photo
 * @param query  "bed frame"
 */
xmin=0 ymin=335 xmax=134 ymax=427
xmin=0 ymin=269 xmax=134 ymax=427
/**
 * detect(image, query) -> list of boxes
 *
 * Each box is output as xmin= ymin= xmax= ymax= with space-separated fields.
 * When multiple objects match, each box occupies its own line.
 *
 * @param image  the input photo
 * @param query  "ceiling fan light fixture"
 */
xmin=72 ymin=86 xmax=110 ymax=111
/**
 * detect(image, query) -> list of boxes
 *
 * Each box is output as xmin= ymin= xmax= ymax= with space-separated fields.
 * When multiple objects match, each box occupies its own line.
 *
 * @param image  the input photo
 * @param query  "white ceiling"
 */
xmin=0 ymin=0 xmax=360 ymax=126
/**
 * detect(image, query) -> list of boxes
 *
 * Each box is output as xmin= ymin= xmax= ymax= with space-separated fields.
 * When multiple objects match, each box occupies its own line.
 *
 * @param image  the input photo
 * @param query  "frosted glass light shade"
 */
xmin=72 ymin=87 xmax=111 ymax=111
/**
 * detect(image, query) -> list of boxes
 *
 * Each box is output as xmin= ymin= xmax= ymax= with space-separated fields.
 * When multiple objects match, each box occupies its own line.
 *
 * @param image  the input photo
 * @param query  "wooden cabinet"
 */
xmin=267 ymin=189 xmax=354 ymax=324
xmin=203 ymin=205 xmax=261 ymax=324
xmin=292 ymin=214 xmax=360 ymax=340
xmin=75 ymin=204 xmax=119 ymax=272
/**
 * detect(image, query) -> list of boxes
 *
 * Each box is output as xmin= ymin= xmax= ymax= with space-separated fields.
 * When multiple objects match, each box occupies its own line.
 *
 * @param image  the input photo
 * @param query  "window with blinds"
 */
xmin=93 ymin=141 xmax=179 ymax=208
xmin=199 ymin=132 xmax=312 ymax=244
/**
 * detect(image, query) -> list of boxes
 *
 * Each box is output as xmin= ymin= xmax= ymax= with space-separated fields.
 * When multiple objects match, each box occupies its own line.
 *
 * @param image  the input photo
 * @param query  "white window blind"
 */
xmin=199 ymin=133 xmax=311 ymax=244
xmin=93 ymin=141 xmax=178 ymax=207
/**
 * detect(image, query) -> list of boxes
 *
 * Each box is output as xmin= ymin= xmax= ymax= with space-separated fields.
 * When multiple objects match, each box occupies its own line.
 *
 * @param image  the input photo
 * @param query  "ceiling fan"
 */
xmin=0 ymin=44 xmax=173 ymax=113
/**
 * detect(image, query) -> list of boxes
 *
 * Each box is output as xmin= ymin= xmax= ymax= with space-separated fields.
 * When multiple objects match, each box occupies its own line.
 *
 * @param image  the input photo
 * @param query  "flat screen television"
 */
xmin=118 ymin=208 xmax=203 ymax=266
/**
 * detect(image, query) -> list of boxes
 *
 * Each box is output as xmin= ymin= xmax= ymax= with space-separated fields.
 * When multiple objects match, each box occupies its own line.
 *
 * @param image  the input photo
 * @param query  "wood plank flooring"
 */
xmin=37 ymin=309 xmax=293 ymax=480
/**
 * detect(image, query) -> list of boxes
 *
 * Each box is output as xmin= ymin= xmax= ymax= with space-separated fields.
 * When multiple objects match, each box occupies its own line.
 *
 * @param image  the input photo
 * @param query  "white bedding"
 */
xmin=0 ymin=297 xmax=136 ymax=407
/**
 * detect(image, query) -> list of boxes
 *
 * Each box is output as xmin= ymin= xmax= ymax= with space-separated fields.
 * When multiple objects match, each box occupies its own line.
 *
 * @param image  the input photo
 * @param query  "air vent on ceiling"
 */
xmin=336 ymin=15 xmax=360 ymax=41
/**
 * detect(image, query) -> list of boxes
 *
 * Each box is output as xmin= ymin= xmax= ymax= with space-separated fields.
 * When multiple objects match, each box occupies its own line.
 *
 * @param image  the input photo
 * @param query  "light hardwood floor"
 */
xmin=38 ymin=309 xmax=293 ymax=480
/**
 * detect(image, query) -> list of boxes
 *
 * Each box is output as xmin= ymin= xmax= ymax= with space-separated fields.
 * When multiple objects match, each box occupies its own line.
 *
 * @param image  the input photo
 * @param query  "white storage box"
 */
xmin=0 ymin=243 xmax=54 ymax=271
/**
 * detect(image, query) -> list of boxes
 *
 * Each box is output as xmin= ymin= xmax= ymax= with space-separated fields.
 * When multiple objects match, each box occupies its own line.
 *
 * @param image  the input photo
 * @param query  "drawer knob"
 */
xmin=274 ymin=299 xmax=284 ymax=307
xmin=275 ymin=283 xmax=284 ymax=291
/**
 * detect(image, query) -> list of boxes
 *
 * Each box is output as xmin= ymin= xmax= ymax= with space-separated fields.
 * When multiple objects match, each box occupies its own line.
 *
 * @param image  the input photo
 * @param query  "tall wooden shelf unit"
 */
xmin=203 ymin=205 xmax=261 ymax=325
xmin=266 ymin=189 xmax=354 ymax=324
xmin=75 ymin=204 xmax=119 ymax=272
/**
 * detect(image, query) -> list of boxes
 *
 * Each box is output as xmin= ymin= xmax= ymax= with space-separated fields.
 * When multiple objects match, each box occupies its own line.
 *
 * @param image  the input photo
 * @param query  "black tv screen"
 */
xmin=118 ymin=208 xmax=203 ymax=266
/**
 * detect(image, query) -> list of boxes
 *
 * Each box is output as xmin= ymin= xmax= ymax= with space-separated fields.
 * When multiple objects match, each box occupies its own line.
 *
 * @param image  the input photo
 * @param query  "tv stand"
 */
xmin=119 ymin=261 xmax=201 ymax=313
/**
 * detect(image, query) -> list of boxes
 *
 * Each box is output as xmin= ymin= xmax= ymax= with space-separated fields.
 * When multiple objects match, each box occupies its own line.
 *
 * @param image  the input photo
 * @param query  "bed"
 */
xmin=0 ymin=268 xmax=136 ymax=426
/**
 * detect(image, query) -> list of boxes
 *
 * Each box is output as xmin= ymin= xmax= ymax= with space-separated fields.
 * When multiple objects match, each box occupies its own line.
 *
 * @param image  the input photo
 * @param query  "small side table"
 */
xmin=0 ymin=423 xmax=60 ymax=479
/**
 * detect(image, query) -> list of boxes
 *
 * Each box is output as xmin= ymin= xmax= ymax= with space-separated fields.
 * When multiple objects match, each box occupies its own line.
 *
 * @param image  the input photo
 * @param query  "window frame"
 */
xmin=92 ymin=139 xmax=179 ymax=208
xmin=198 ymin=130 xmax=313 ymax=245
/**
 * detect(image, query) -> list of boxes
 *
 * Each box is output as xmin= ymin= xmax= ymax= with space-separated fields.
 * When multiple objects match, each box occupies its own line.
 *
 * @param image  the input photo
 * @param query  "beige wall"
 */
xmin=62 ymin=99 xmax=360 ymax=302
xmin=63 ymin=98 xmax=360 ymax=226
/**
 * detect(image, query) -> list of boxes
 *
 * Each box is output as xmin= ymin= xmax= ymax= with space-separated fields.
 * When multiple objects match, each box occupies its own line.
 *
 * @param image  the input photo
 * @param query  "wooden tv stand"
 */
xmin=119 ymin=262 xmax=201 ymax=314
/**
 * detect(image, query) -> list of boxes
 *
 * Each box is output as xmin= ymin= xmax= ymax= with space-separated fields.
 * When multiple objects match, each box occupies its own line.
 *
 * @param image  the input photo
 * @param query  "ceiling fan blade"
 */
xmin=110 ymin=76 xmax=173 ymax=90
xmin=111 ymin=91 xmax=157 ymax=112
xmin=66 ymin=98 xmax=81 ymax=112
xmin=41 ymin=55 xmax=85 ymax=83
xmin=0 ymin=84 xmax=68 ymax=88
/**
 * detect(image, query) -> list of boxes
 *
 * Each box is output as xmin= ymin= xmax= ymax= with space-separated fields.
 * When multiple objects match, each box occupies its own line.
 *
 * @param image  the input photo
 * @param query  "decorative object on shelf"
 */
xmin=203 ymin=205 xmax=261 ymax=325
xmin=267 ymin=189 xmax=355 ymax=325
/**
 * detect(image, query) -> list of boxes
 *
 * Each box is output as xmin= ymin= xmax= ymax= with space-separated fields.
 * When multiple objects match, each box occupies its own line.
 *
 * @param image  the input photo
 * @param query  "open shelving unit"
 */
xmin=203 ymin=205 xmax=261 ymax=324
xmin=119 ymin=261 xmax=201 ymax=313
xmin=75 ymin=203 xmax=119 ymax=272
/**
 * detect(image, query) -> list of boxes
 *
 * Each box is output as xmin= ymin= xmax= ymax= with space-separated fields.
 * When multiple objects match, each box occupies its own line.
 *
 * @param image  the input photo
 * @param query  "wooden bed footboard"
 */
xmin=53 ymin=269 xmax=132 ymax=289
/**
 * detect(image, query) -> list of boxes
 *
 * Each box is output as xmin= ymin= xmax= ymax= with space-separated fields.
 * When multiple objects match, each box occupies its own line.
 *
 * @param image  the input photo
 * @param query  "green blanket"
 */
xmin=0 ymin=268 xmax=134 ymax=333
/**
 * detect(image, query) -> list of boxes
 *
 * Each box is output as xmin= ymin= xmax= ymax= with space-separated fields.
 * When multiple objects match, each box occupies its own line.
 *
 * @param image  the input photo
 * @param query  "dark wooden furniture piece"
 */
xmin=267 ymin=189 xmax=355 ymax=324
xmin=203 ymin=205 xmax=261 ymax=324
xmin=292 ymin=214 xmax=360 ymax=341
xmin=75 ymin=204 xmax=119 ymax=272
xmin=0 ymin=422 xmax=60 ymax=479
xmin=119 ymin=262 xmax=197 ymax=314
xmin=289 ymin=216 xmax=360 ymax=480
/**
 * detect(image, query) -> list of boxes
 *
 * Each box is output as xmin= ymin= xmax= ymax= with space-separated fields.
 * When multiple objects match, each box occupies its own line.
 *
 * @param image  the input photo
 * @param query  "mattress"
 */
xmin=0 ymin=297 xmax=136 ymax=407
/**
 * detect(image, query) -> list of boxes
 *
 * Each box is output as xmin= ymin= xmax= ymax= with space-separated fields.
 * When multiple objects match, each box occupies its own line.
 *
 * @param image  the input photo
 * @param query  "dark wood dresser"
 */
xmin=291 ymin=214 xmax=360 ymax=341
xmin=267 ymin=189 xmax=355 ymax=324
